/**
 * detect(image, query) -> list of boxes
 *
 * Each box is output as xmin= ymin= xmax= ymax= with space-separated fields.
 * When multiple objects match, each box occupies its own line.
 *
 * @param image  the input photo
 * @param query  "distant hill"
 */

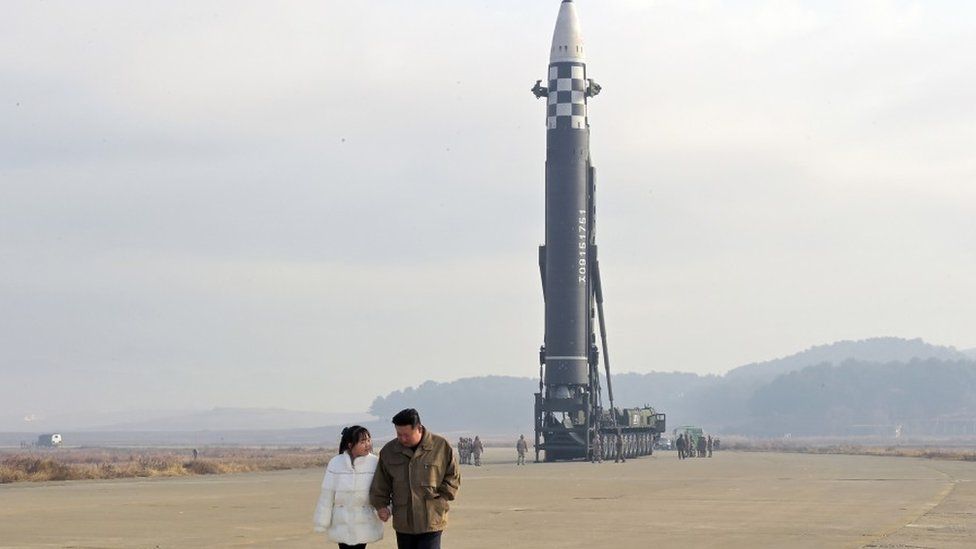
xmin=0 ymin=407 xmax=373 ymax=433
xmin=90 ymin=408 xmax=375 ymax=432
xmin=367 ymin=373 xmax=721 ymax=436
xmin=603 ymin=371 xmax=715 ymax=407
xmin=369 ymin=376 xmax=538 ymax=435
xmin=365 ymin=338 xmax=976 ymax=438
xmin=1 ymin=408 xmax=182 ymax=433
xmin=748 ymin=358 xmax=976 ymax=436
xmin=725 ymin=337 xmax=969 ymax=383
xmin=0 ymin=425 xmax=351 ymax=448
xmin=7 ymin=338 xmax=970 ymax=444
xmin=0 ymin=408 xmax=375 ymax=447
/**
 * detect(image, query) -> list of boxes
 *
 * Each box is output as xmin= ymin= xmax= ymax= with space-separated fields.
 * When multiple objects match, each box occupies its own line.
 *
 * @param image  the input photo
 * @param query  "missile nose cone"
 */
xmin=550 ymin=0 xmax=585 ymax=63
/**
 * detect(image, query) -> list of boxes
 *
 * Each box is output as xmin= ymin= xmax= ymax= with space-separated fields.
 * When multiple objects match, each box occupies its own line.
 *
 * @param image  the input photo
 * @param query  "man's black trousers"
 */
xmin=396 ymin=531 xmax=442 ymax=549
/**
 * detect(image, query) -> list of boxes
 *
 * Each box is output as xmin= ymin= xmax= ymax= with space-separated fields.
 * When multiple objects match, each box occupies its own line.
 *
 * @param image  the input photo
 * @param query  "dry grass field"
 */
xmin=0 ymin=447 xmax=334 ymax=484
xmin=728 ymin=438 xmax=976 ymax=461
xmin=5 ymin=439 xmax=976 ymax=486
xmin=4 ymin=439 xmax=976 ymax=487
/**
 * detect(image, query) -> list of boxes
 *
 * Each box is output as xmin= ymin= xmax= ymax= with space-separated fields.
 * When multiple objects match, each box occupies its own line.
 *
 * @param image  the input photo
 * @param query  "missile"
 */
xmin=533 ymin=0 xmax=604 ymax=461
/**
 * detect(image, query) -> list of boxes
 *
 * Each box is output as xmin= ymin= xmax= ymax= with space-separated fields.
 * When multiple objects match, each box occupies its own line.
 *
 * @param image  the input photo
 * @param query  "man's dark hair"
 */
xmin=392 ymin=408 xmax=421 ymax=428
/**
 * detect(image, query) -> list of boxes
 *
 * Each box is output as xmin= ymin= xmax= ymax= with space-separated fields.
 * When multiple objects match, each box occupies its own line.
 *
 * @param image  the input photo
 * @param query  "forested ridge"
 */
xmin=369 ymin=338 xmax=976 ymax=436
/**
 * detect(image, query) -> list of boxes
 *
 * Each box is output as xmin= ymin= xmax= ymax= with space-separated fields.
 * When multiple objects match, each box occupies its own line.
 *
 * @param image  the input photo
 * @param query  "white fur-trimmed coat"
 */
xmin=313 ymin=452 xmax=384 ymax=544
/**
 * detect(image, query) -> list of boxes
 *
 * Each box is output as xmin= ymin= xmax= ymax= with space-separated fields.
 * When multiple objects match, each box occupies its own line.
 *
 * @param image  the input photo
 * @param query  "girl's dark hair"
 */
xmin=339 ymin=425 xmax=371 ymax=454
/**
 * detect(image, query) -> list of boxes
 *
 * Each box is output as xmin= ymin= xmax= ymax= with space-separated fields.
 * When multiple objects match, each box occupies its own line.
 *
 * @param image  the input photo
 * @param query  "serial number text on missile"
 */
xmin=578 ymin=209 xmax=587 ymax=283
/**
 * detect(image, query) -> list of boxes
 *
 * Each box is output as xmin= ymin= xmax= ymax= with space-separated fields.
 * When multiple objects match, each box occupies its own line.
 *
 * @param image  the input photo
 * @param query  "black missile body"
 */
xmin=533 ymin=1 xmax=664 ymax=462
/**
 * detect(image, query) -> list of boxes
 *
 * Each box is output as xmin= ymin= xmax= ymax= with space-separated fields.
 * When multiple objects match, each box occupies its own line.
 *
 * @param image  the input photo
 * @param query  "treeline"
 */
xmin=368 ymin=339 xmax=976 ymax=437
xmin=747 ymin=359 xmax=976 ymax=436
xmin=369 ymin=376 xmax=537 ymax=434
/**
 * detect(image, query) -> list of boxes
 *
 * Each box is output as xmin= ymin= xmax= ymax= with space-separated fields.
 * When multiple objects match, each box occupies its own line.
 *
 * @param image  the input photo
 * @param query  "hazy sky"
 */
xmin=2 ymin=1 xmax=974 ymax=423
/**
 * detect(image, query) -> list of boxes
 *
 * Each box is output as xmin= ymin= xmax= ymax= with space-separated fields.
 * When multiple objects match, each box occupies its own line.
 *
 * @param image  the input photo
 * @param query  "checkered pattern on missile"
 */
xmin=547 ymin=64 xmax=587 ymax=130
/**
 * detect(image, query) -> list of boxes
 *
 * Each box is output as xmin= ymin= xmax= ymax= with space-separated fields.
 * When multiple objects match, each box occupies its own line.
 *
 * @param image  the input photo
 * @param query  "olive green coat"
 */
xmin=369 ymin=428 xmax=461 ymax=534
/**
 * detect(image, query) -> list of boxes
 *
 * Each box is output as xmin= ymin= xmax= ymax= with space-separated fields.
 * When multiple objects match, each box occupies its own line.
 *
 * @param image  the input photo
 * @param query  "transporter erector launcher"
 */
xmin=532 ymin=0 xmax=665 ymax=462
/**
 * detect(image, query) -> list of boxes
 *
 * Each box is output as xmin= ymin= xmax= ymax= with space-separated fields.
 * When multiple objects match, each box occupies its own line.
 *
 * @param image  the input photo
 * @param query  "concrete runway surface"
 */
xmin=1 ymin=448 xmax=974 ymax=548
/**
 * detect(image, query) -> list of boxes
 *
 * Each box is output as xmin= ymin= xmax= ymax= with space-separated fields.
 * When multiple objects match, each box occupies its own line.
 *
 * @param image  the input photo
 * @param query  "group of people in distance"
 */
xmin=675 ymin=433 xmax=717 ymax=459
xmin=313 ymin=408 xmax=459 ymax=549
xmin=456 ymin=435 xmax=484 ymax=466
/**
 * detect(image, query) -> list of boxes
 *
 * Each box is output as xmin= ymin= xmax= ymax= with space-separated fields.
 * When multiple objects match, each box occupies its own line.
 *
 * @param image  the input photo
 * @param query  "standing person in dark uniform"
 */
xmin=370 ymin=409 xmax=461 ymax=549
xmin=676 ymin=434 xmax=685 ymax=460
xmin=697 ymin=434 xmax=706 ymax=458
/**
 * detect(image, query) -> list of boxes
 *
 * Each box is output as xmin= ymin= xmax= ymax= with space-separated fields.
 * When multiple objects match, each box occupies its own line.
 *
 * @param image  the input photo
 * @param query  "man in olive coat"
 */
xmin=370 ymin=408 xmax=461 ymax=549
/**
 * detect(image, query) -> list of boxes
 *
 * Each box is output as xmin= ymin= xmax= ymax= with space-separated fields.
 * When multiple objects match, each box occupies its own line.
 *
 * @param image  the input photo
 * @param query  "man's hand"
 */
xmin=377 ymin=507 xmax=391 ymax=522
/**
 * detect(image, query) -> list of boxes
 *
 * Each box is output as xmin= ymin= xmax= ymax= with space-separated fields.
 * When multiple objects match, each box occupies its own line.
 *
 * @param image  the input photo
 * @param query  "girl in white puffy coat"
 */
xmin=314 ymin=426 xmax=384 ymax=548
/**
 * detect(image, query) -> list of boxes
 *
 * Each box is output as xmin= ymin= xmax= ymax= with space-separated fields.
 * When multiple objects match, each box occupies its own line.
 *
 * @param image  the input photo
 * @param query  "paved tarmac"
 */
xmin=1 ymin=448 xmax=974 ymax=548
